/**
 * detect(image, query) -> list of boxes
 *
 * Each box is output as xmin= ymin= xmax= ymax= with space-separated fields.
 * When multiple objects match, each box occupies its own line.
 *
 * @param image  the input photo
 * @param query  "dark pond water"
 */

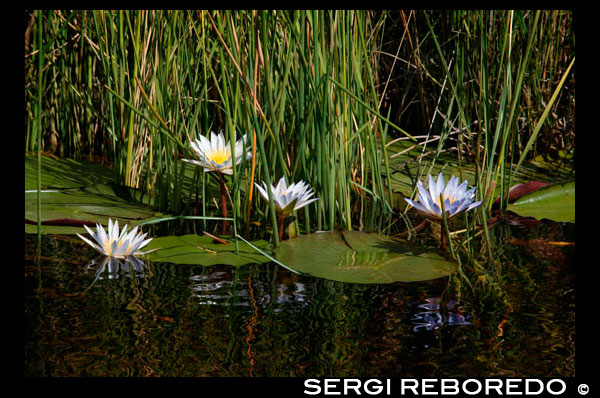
xmin=25 ymin=221 xmax=575 ymax=377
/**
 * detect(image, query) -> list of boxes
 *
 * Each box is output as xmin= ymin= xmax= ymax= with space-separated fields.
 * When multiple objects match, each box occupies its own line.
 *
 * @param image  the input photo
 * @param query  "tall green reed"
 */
xmin=35 ymin=10 xmax=43 ymax=237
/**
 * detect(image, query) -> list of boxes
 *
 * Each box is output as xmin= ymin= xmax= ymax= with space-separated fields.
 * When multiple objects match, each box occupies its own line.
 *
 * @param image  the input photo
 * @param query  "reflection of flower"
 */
xmin=182 ymin=131 xmax=252 ymax=175
xmin=411 ymin=297 xmax=471 ymax=332
xmin=87 ymin=255 xmax=148 ymax=280
xmin=404 ymin=173 xmax=482 ymax=221
xmin=255 ymin=177 xmax=319 ymax=217
xmin=76 ymin=218 xmax=153 ymax=258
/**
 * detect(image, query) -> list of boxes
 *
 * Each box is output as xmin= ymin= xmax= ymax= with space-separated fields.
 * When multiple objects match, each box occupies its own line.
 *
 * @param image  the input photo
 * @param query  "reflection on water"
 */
xmin=24 ymin=222 xmax=575 ymax=377
xmin=86 ymin=255 xmax=148 ymax=280
xmin=189 ymin=270 xmax=310 ymax=313
xmin=411 ymin=298 xmax=471 ymax=331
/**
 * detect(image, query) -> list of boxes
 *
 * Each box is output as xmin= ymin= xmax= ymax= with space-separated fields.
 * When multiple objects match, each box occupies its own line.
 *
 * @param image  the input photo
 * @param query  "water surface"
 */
xmin=25 ymin=221 xmax=575 ymax=377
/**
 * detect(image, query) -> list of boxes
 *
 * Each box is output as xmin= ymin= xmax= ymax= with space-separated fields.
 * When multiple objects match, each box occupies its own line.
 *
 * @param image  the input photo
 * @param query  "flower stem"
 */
xmin=276 ymin=213 xmax=285 ymax=242
xmin=245 ymin=129 xmax=257 ymax=239
xmin=438 ymin=193 xmax=450 ymax=251
xmin=439 ymin=220 xmax=448 ymax=251
xmin=219 ymin=174 xmax=228 ymax=235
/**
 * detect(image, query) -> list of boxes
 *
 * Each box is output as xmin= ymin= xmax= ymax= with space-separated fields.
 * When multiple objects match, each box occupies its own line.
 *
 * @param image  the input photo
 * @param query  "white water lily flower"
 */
xmin=404 ymin=173 xmax=482 ymax=221
xmin=182 ymin=131 xmax=252 ymax=175
xmin=76 ymin=218 xmax=153 ymax=258
xmin=255 ymin=177 xmax=319 ymax=216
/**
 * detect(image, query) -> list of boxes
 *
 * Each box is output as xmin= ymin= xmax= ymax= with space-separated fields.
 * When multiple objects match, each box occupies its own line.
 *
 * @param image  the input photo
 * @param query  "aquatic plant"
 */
xmin=404 ymin=173 xmax=481 ymax=250
xmin=182 ymin=131 xmax=252 ymax=175
xmin=255 ymin=177 xmax=319 ymax=241
xmin=182 ymin=131 xmax=252 ymax=234
xmin=76 ymin=218 xmax=153 ymax=258
xmin=405 ymin=173 xmax=482 ymax=221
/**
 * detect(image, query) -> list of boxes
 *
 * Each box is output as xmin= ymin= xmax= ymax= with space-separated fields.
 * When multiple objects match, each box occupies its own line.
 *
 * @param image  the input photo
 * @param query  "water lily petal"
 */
xmin=463 ymin=186 xmax=476 ymax=199
xmin=294 ymin=196 xmax=319 ymax=211
xmin=117 ymin=238 xmax=131 ymax=257
xmin=430 ymin=173 xmax=443 ymax=201
xmin=182 ymin=158 xmax=205 ymax=168
xmin=416 ymin=179 xmax=431 ymax=203
xmin=406 ymin=198 xmax=442 ymax=219
xmin=454 ymin=180 xmax=469 ymax=198
xmin=444 ymin=199 xmax=465 ymax=217
xmin=83 ymin=224 xmax=102 ymax=248
xmin=233 ymin=135 xmax=252 ymax=164
xmin=443 ymin=175 xmax=459 ymax=199
xmin=417 ymin=188 xmax=439 ymax=215
xmin=254 ymin=182 xmax=270 ymax=201
xmin=467 ymin=200 xmax=482 ymax=211
xmin=110 ymin=219 xmax=120 ymax=242
xmin=76 ymin=233 xmax=104 ymax=254
xmin=427 ymin=174 xmax=438 ymax=202
xmin=276 ymin=177 xmax=287 ymax=193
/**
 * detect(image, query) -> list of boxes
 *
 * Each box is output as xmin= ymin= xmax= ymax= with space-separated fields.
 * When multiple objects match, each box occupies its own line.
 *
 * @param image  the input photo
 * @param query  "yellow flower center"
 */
xmin=435 ymin=194 xmax=455 ymax=207
xmin=209 ymin=149 xmax=231 ymax=165
xmin=104 ymin=238 xmax=112 ymax=255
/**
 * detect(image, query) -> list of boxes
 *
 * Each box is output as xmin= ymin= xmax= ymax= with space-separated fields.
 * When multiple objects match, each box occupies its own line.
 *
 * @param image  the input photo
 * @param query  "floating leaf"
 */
xmin=25 ymin=155 xmax=166 ymax=234
xmin=25 ymin=184 xmax=165 ymax=234
xmin=25 ymin=155 xmax=114 ymax=190
xmin=507 ymin=181 xmax=574 ymax=223
xmin=140 ymin=234 xmax=271 ymax=266
xmin=274 ymin=231 xmax=457 ymax=284
xmin=492 ymin=181 xmax=550 ymax=206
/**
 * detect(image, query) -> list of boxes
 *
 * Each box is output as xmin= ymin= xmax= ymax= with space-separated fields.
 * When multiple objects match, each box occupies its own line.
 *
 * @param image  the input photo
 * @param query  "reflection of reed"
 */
xmin=189 ymin=266 xmax=311 ymax=313
xmin=245 ymin=273 xmax=258 ymax=377
xmin=300 ymin=279 xmax=375 ymax=375
xmin=186 ymin=265 xmax=316 ymax=375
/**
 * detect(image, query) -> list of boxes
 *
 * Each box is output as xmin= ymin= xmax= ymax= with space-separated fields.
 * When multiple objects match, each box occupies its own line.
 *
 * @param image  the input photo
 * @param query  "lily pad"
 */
xmin=139 ymin=234 xmax=271 ymax=266
xmin=25 ymin=155 xmax=114 ymax=190
xmin=507 ymin=181 xmax=575 ymax=223
xmin=25 ymin=156 xmax=165 ymax=234
xmin=274 ymin=231 xmax=457 ymax=284
xmin=25 ymin=184 xmax=165 ymax=234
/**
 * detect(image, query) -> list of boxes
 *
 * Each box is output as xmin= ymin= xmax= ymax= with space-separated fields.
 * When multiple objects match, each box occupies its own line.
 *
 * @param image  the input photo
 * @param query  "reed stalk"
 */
xmin=36 ymin=10 xmax=43 ymax=237
xmin=218 ymin=173 xmax=229 ymax=235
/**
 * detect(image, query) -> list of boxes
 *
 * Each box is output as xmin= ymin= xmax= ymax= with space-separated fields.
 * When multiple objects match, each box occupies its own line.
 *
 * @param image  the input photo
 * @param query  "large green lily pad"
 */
xmin=507 ymin=181 xmax=575 ymax=223
xmin=140 ymin=234 xmax=271 ymax=266
xmin=274 ymin=231 xmax=457 ymax=284
xmin=25 ymin=155 xmax=114 ymax=190
xmin=25 ymin=156 xmax=165 ymax=234
xmin=25 ymin=183 xmax=164 ymax=234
